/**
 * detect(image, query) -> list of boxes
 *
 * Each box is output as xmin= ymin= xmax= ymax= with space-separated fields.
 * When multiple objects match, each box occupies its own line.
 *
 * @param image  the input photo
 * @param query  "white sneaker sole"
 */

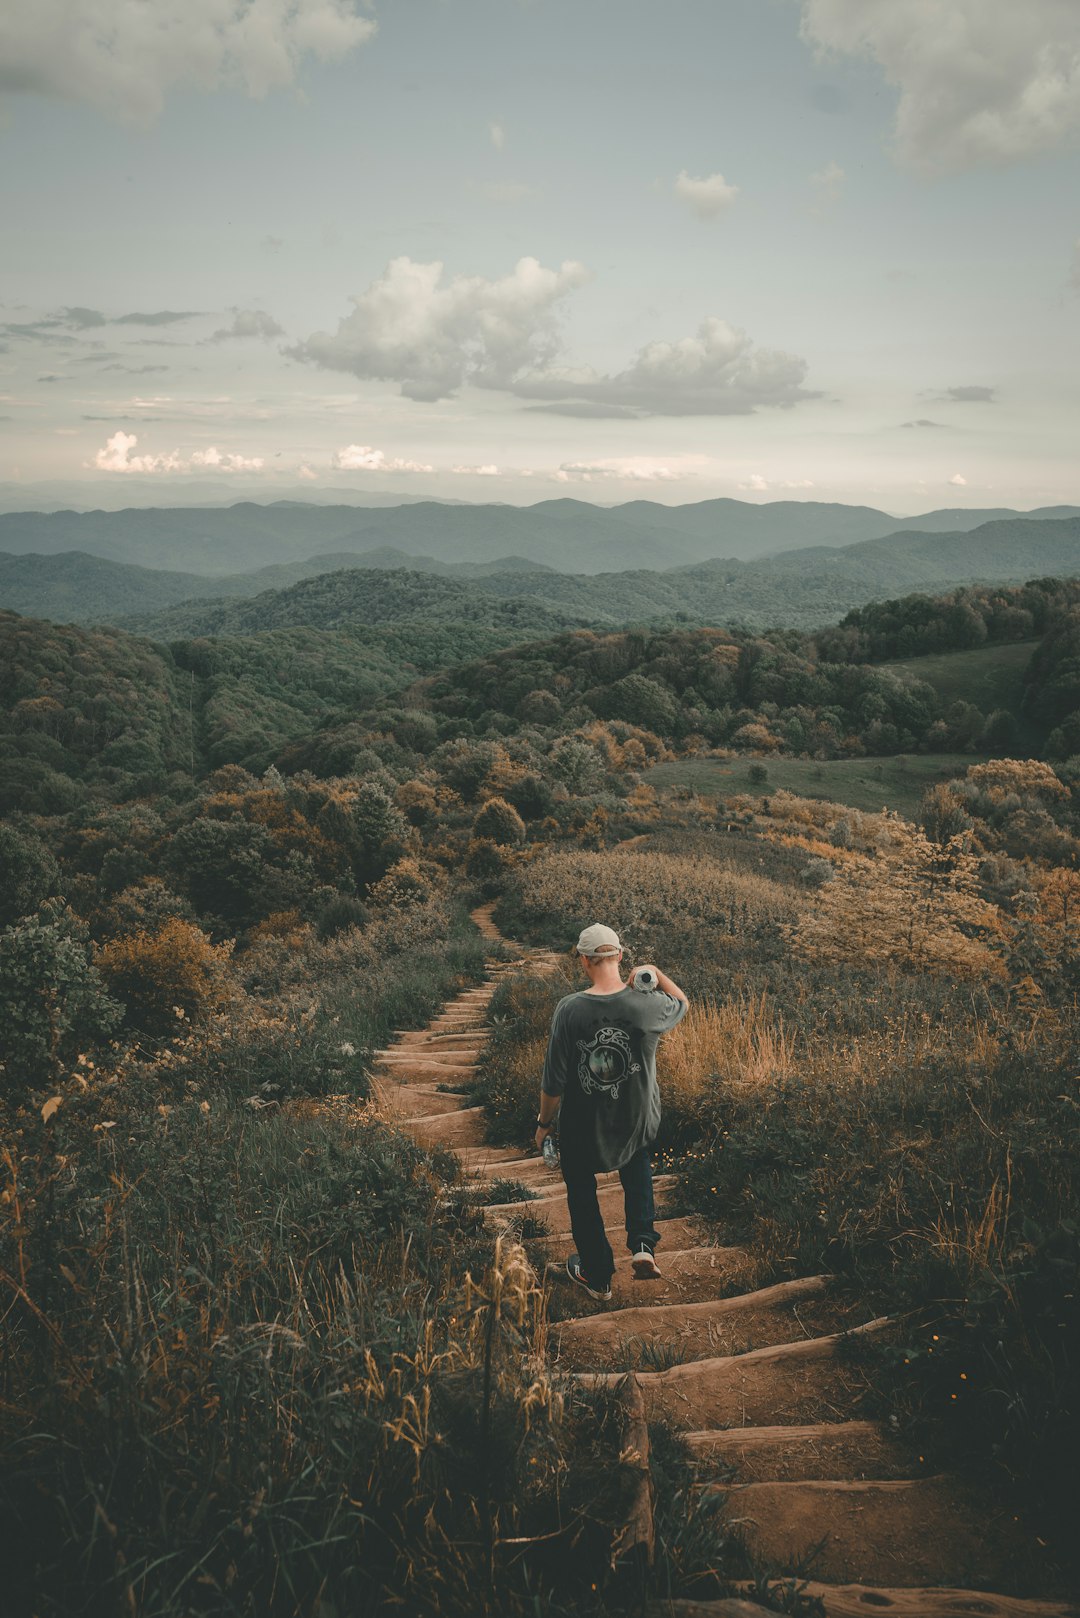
xmin=631 ymin=1252 xmax=661 ymax=1279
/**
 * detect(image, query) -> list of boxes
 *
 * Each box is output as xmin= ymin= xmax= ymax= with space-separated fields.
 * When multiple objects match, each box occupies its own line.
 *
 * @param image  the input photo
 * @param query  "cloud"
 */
xmin=295 ymin=258 xmax=814 ymax=419
xmin=62 ymin=306 xmax=107 ymax=328
xmin=902 ymin=418 xmax=947 ymax=428
xmin=451 ymin=463 xmax=499 ymax=476
xmin=809 ymin=159 xmax=846 ymax=210
xmin=798 ymin=0 xmax=1080 ymax=171
xmin=942 ymin=385 xmax=996 ymax=403
xmin=1 ymin=321 xmax=70 ymax=345
xmin=115 ymin=310 xmax=201 ymax=326
xmin=516 ymin=317 xmax=815 ymax=418
xmin=0 ymin=0 xmax=377 ymax=123
xmin=489 ymin=120 xmax=505 ymax=150
xmin=331 ymin=443 xmax=434 ymax=473
xmin=97 ymin=362 xmax=170 ymax=374
xmin=89 ymin=430 xmax=263 ymax=473
xmin=209 ymin=308 xmax=285 ymax=342
xmin=523 ymin=400 xmax=638 ymax=420
xmin=291 ymin=255 xmax=590 ymax=401
xmin=554 ymin=458 xmax=680 ymax=484
xmin=674 ymin=169 xmax=740 ymax=218
xmin=949 ymin=472 xmax=968 ymax=486
xmin=736 ymin=474 xmax=816 ymax=491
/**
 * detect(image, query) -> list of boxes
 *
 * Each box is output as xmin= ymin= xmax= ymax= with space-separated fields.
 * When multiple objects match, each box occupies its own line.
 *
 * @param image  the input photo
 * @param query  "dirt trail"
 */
xmin=369 ymin=905 xmax=1077 ymax=1618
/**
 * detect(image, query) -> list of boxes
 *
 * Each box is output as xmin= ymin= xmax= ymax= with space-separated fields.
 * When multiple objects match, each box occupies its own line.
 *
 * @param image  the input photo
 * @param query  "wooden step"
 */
xmin=650 ymin=1592 xmax=1079 ymax=1618
xmin=402 ymin=1107 xmax=486 ymax=1147
xmin=535 ymin=1218 xmax=719 ymax=1266
xmin=393 ymin=1032 xmax=488 ymax=1051
xmin=372 ymin=1057 xmax=479 ymax=1082
xmin=373 ymin=1083 xmax=468 ymax=1119
xmin=685 ymin=1419 xmax=912 ymax=1483
xmin=576 ymin=1318 xmax=891 ymax=1427
xmin=483 ymin=1174 xmax=677 ymax=1236
xmin=553 ymin=1275 xmax=846 ymax=1370
xmin=725 ymin=1475 xmax=1051 ymax=1593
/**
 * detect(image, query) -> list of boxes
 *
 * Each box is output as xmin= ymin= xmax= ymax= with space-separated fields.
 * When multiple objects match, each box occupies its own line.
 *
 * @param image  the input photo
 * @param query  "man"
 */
xmin=535 ymin=923 xmax=689 ymax=1301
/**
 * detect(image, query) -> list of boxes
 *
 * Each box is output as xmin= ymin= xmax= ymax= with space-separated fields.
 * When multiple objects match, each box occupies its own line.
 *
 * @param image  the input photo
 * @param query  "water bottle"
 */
xmin=631 ymin=965 xmax=659 ymax=992
xmin=542 ymin=1131 xmax=560 ymax=1170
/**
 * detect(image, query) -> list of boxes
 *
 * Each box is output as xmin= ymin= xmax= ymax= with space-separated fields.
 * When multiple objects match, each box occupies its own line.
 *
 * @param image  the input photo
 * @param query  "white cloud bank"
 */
xmin=210 ymin=308 xmax=284 ymax=342
xmin=293 ymin=258 xmax=815 ymax=419
xmin=291 ymin=256 xmax=590 ymax=402
xmin=331 ymin=444 xmax=434 ymax=473
xmin=0 ymin=0 xmax=377 ymax=122
xmin=554 ymin=458 xmax=680 ymax=484
xmin=798 ymin=0 xmax=1080 ymax=171
xmin=673 ymin=170 xmax=740 ymax=218
xmin=90 ymin=431 xmax=263 ymax=473
xmin=518 ymin=317 xmax=815 ymax=418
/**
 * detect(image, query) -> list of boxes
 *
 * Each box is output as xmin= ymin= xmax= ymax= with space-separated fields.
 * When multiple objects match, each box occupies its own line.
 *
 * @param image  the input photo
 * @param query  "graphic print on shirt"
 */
xmin=576 ymin=1025 xmax=642 ymax=1099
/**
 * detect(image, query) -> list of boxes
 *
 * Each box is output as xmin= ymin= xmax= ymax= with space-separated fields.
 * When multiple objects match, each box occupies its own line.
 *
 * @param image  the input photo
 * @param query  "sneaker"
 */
xmin=631 ymin=1245 xmax=661 ymax=1279
xmin=566 ymin=1254 xmax=612 ymax=1301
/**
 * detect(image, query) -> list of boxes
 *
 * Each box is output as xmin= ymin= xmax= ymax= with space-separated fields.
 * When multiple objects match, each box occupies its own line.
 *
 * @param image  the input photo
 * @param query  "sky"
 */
xmin=1 ymin=0 xmax=1079 ymax=514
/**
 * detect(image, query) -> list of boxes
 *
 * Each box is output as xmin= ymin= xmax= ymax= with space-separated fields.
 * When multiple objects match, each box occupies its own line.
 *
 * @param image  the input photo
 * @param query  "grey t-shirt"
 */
xmin=541 ymin=986 xmax=688 ymax=1172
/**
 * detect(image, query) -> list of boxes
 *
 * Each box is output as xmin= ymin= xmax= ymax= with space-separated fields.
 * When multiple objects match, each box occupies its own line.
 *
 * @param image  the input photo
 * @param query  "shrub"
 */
xmin=96 ymin=917 xmax=232 ymax=1036
xmin=473 ymin=797 xmax=527 ymax=846
xmin=369 ymin=856 xmax=446 ymax=911
xmin=0 ymin=903 xmax=122 ymax=1093
xmin=315 ymin=893 xmax=369 ymax=940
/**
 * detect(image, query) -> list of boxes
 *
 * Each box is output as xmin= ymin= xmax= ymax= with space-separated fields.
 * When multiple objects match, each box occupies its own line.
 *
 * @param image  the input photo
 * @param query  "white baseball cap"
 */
xmin=576 ymin=923 xmax=622 ymax=958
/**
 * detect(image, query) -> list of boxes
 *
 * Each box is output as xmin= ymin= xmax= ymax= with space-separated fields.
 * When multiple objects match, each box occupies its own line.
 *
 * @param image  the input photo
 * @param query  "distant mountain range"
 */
xmin=104 ymin=515 xmax=1080 ymax=638
xmin=2 ymin=495 xmax=1078 ymax=580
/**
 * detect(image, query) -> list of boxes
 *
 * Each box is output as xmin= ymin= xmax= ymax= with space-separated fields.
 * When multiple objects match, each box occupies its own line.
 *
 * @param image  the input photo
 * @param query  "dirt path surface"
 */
xmin=370 ymin=905 xmax=1077 ymax=1618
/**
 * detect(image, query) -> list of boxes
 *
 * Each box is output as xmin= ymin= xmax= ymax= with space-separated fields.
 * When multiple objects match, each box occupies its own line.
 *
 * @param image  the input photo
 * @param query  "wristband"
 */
xmin=535 ymin=1117 xmax=549 ymax=1131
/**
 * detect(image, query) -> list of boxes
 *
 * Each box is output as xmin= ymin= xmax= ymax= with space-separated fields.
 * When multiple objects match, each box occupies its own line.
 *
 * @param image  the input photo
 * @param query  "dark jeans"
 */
xmin=562 ymin=1146 xmax=661 ymax=1287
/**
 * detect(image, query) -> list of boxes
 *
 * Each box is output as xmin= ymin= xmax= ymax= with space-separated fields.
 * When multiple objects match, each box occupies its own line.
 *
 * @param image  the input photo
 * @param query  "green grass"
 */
xmin=646 ymin=752 xmax=986 ymax=819
xmin=879 ymin=640 xmax=1036 ymax=722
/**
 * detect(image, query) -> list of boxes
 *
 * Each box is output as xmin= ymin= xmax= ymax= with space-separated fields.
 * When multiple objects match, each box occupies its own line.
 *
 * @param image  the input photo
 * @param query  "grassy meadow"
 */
xmin=879 ymin=639 xmax=1036 ymax=721
xmin=645 ymin=750 xmax=983 ymax=818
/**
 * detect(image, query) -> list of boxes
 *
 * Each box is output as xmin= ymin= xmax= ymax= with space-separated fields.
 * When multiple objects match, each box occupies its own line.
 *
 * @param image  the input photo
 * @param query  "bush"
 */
xmin=0 ymin=903 xmax=122 ymax=1093
xmin=473 ymin=797 xmax=526 ymax=846
xmin=315 ymin=893 xmax=369 ymax=940
xmin=95 ymin=917 xmax=232 ymax=1036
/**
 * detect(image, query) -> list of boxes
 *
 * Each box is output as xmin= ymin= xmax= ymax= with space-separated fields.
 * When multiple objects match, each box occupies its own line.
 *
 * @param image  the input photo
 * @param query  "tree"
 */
xmin=349 ymin=783 xmax=410 ymax=891
xmin=473 ymin=798 xmax=526 ymax=846
xmin=0 ymin=824 xmax=61 ymax=927
xmin=919 ymin=783 xmax=973 ymax=845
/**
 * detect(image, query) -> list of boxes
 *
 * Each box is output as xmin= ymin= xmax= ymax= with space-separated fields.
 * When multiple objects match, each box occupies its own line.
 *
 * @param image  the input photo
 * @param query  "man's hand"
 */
xmin=534 ymin=1125 xmax=550 ymax=1152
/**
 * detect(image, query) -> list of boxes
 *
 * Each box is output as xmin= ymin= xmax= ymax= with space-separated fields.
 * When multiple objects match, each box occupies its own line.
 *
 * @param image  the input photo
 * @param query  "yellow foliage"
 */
xmin=791 ymin=818 xmax=1005 ymax=980
xmin=96 ymin=917 xmax=233 ymax=1033
xmin=965 ymin=759 xmax=1067 ymax=801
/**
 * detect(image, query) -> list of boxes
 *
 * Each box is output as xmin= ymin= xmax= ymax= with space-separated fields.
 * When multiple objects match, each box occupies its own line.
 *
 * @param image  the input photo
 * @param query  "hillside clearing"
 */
xmin=880 ymin=640 xmax=1036 ymax=720
xmin=646 ymin=752 xmax=985 ymax=818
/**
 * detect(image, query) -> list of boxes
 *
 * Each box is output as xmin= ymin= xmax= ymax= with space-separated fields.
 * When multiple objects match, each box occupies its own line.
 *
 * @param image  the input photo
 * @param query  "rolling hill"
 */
xmin=115 ymin=516 xmax=1080 ymax=638
xmin=3 ymin=495 xmax=1078 ymax=582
